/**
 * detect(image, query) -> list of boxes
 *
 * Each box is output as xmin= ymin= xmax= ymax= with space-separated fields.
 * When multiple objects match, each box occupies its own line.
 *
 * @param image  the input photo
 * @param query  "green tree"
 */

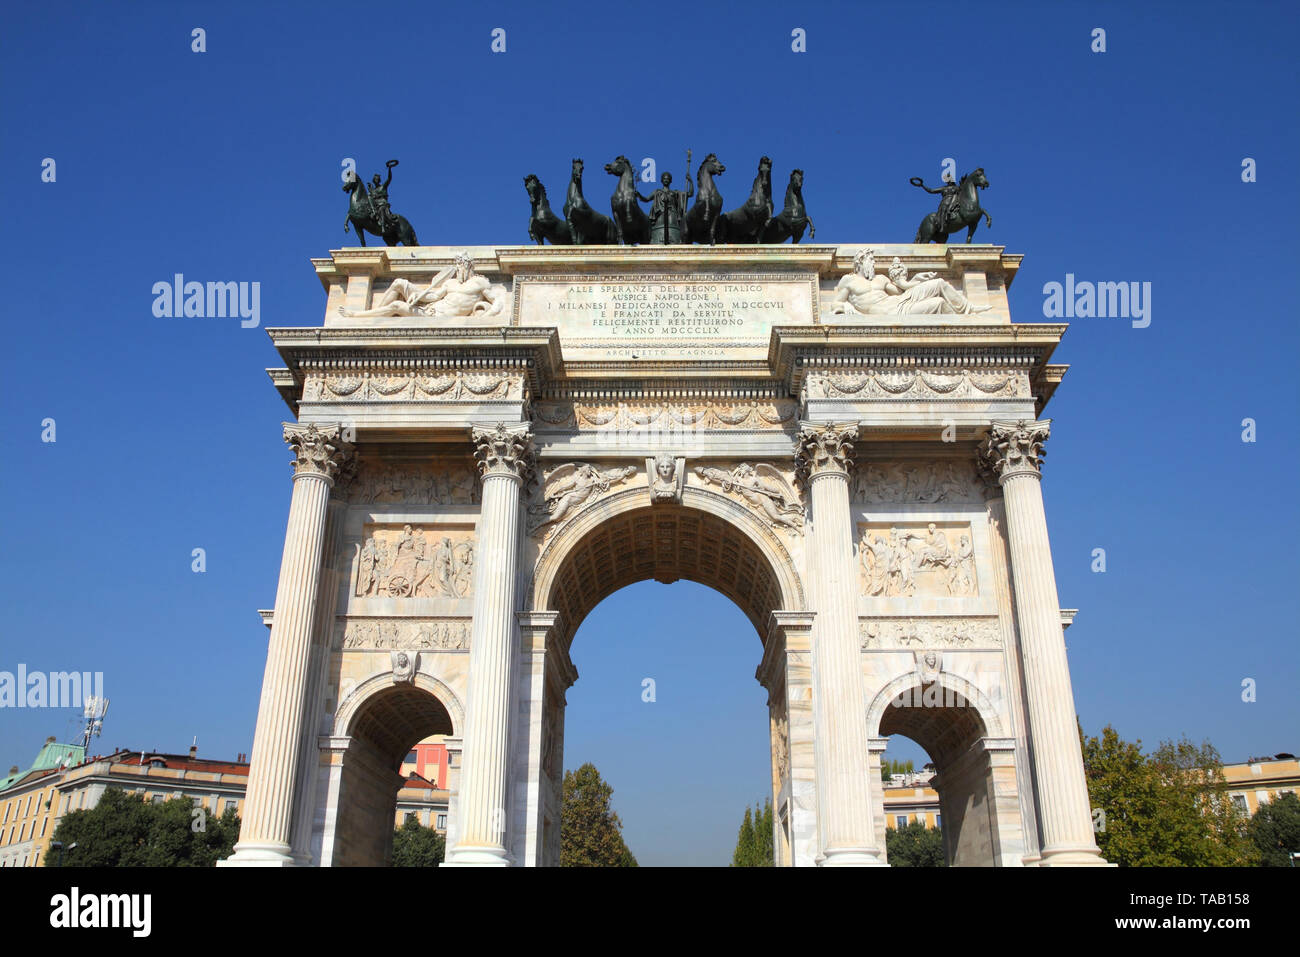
xmin=46 ymin=787 xmax=240 ymax=867
xmin=1248 ymin=792 xmax=1300 ymax=866
xmin=731 ymin=799 xmax=775 ymax=866
xmin=1081 ymin=725 xmax=1258 ymax=867
xmin=881 ymin=759 xmax=915 ymax=782
xmin=732 ymin=806 xmax=756 ymax=866
xmin=391 ymin=813 xmax=446 ymax=866
xmin=885 ymin=818 xmax=945 ymax=867
xmin=560 ymin=763 xmax=637 ymax=867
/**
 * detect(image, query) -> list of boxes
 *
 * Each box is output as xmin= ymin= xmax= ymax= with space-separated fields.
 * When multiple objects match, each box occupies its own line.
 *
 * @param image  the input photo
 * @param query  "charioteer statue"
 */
xmin=641 ymin=151 xmax=694 ymax=244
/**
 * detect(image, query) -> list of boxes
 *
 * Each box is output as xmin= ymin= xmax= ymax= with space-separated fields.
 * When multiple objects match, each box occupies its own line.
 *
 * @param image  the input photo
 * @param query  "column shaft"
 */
xmin=443 ymin=423 xmax=533 ymax=866
xmin=223 ymin=423 xmax=352 ymax=867
xmin=983 ymin=420 xmax=1105 ymax=866
xmin=798 ymin=423 xmax=883 ymax=866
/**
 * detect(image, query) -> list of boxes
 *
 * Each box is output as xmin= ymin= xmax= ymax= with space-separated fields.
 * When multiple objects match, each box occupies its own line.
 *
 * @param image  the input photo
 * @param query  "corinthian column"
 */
xmin=223 ymin=423 xmax=355 ymax=867
xmin=443 ymin=423 xmax=535 ymax=867
xmin=979 ymin=420 xmax=1107 ymax=866
xmin=796 ymin=423 xmax=884 ymax=866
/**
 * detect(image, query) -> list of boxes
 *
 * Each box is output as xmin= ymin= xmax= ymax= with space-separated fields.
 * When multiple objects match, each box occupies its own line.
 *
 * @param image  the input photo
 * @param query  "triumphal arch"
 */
xmin=223 ymin=242 xmax=1108 ymax=867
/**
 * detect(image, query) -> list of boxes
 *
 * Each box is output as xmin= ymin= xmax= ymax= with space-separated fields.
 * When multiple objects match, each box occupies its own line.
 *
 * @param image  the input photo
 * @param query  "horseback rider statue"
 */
xmin=913 ymin=172 xmax=960 ymax=235
xmin=641 ymin=151 xmax=694 ymax=244
xmin=369 ymin=160 xmax=400 ymax=233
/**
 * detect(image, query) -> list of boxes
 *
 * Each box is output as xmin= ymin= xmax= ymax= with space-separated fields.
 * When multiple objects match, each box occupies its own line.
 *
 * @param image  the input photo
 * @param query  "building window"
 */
xmin=1231 ymin=794 xmax=1248 ymax=816
xmin=151 ymin=794 xmax=164 ymax=804
xmin=895 ymin=815 xmax=908 ymax=828
xmin=436 ymin=814 xmax=447 ymax=829
xmin=40 ymin=818 xmax=47 ymax=837
xmin=405 ymin=751 xmax=418 ymax=764
xmin=935 ymin=814 xmax=942 ymax=829
xmin=18 ymin=823 xmax=26 ymax=841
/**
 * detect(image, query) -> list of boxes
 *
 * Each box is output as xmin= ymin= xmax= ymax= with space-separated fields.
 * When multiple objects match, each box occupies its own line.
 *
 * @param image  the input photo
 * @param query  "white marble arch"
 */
xmin=865 ymin=667 xmax=1024 ymax=866
xmin=314 ymin=669 xmax=465 ymax=867
xmin=514 ymin=481 xmax=809 ymax=866
xmin=529 ymin=482 xmax=808 ymax=636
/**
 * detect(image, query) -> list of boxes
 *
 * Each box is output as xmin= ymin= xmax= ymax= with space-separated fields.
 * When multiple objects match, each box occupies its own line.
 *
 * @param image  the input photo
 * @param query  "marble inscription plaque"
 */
xmin=516 ymin=274 xmax=815 ymax=360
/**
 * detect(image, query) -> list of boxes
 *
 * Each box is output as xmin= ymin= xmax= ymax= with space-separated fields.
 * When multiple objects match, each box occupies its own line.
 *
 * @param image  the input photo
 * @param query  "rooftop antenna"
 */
xmin=81 ymin=695 xmax=109 ymax=752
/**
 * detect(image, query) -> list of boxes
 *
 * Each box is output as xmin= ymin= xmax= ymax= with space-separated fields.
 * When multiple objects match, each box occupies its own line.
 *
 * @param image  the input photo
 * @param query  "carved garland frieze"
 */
xmin=530 ymin=399 xmax=799 ymax=432
xmin=341 ymin=618 xmax=472 ymax=651
xmin=809 ymin=370 xmax=1025 ymax=400
xmin=302 ymin=370 xmax=523 ymax=403
xmin=859 ymin=617 xmax=1001 ymax=650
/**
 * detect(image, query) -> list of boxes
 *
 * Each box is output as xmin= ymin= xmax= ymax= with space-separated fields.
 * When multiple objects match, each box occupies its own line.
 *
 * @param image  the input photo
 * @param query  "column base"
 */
xmin=818 ymin=846 xmax=889 ymax=867
xmin=1036 ymin=845 xmax=1113 ymax=867
xmin=219 ymin=842 xmax=299 ymax=867
xmin=441 ymin=845 xmax=515 ymax=867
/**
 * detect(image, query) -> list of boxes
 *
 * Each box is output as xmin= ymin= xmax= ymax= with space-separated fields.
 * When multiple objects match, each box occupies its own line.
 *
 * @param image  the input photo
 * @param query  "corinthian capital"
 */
xmin=284 ymin=423 xmax=356 ymax=482
xmin=978 ymin=419 xmax=1051 ymax=483
xmin=795 ymin=422 xmax=857 ymax=481
xmin=471 ymin=423 xmax=536 ymax=481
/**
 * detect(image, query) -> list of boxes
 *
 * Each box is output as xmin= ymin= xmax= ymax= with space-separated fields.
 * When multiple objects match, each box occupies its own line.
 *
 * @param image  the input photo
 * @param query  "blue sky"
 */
xmin=0 ymin=1 xmax=1296 ymax=866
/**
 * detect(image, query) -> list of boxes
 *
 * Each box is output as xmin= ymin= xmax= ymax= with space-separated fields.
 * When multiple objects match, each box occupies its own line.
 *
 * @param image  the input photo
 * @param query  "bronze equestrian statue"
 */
xmin=343 ymin=160 xmax=419 ymax=246
xmin=761 ymin=168 xmax=815 ymax=244
xmin=912 ymin=168 xmax=992 ymax=243
xmin=524 ymin=174 xmax=571 ymax=245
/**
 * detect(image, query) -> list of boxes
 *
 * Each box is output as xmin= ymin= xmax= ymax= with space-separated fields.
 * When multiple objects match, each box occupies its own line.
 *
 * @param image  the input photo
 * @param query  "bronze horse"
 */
xmin=524 ymin=174 xmax=570 ymax=245
xmin=761 ymin=169 xmax=815 ymax=244
xmin=913 ymin=168 xmax=992 ymax=243
xmin=716 ymin=156 xmax=772 ymax=244
xmin=685 ymin=153 xmax=726 ymax=245
xmin=563 ymin=158 xmax=617 ymax=245
xmin=606 ymin=155 xmax=650 ymax=245
xmin=343 ymin=170 xmax=418 ymax=246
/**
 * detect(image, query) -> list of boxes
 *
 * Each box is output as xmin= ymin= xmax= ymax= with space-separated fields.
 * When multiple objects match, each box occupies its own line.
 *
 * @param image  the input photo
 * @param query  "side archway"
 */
xmin=325 ymin=672 xmax=464 ymax=866
xmin=866 ymin=669 xmax=1019 ymax=866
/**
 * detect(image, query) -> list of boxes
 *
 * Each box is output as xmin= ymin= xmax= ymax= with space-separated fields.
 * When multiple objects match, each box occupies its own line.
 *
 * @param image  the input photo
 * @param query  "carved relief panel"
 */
xmin=355 ymin=524 xmax=476 ymax=599
xmin=856 ymin=522 xmax=977 ymax=598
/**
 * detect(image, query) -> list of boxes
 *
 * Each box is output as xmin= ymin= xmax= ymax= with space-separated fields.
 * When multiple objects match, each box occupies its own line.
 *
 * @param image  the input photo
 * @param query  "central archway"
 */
xmin=516 ymin=485 xmax=808 ymax=865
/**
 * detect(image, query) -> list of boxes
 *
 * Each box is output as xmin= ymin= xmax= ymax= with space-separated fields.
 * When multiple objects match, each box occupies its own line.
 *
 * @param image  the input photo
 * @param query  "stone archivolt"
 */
xmin=548 ymin=505 xmax=784 ymax=639
xmin=341 ymin=618 xmax=471 ymax=651
xmin=859 ymin=617 xmax=1001 ymax=650
xmin=810 ymin=369 xmax=1025 ymax=400
xmin=355 ymin=526 xmax=475 ymax=599
xmin=852 ymin=460 xmax=982 ymax=504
